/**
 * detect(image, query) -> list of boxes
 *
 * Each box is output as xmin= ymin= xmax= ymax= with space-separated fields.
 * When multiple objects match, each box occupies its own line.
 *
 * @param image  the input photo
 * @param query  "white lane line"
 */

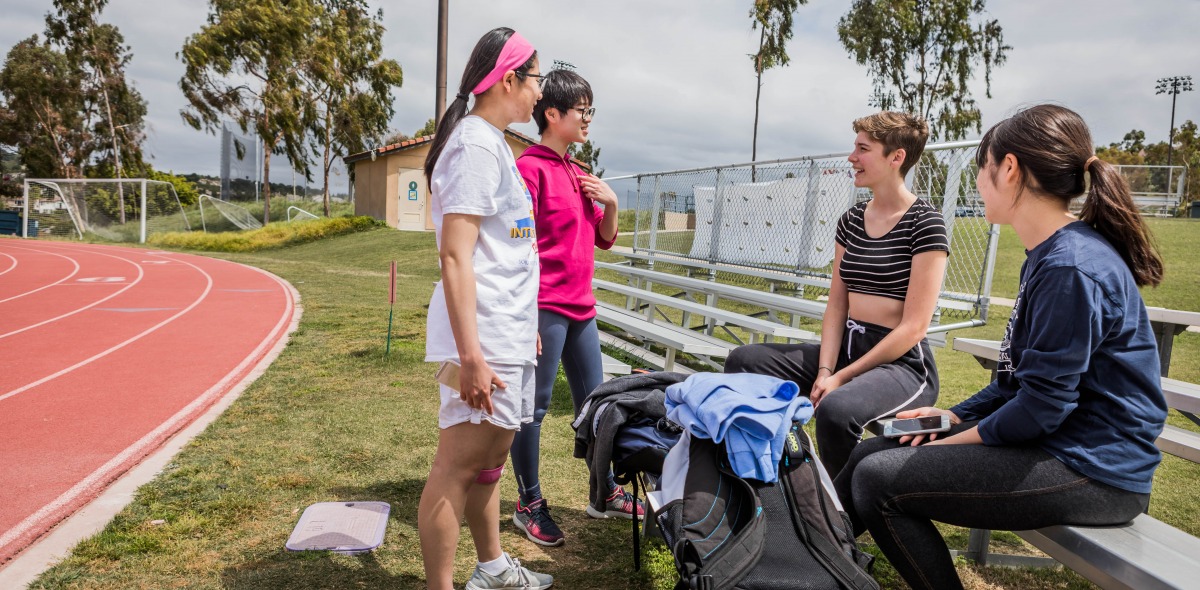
xmin=0 ymin=262 xmax=296 ymax=556
xmin=0 ymin=247 xmax=82 ymax=304
xmin=0 ymin=251 xmax=17 ymax=276
xmin=0 ymin=249 xmax=146 ymax=340
xmin=0 ymin=254 xmax=212 ymax=403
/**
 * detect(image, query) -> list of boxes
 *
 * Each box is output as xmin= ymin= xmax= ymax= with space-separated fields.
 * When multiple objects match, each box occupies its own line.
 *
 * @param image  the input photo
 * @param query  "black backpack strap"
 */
xmin=674 ymin=575 xmax=715 ymax=590
xmin=794 ymin=517 xmax=879 ymax=590
xmin=782 ymin=426 xmax=879 ymax=590
xmin=632 ymin=472 xmax=641 ymax=570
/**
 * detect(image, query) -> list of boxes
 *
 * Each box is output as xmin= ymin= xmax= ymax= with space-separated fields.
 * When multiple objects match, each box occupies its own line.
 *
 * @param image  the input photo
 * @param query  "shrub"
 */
xmin=148 ymin=215 xmax=382 ymax=252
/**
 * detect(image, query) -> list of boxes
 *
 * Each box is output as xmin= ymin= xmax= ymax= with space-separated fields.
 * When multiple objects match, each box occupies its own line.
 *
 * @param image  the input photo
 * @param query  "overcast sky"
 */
xmin=2 ymin=0 xmax=1198 ymax=191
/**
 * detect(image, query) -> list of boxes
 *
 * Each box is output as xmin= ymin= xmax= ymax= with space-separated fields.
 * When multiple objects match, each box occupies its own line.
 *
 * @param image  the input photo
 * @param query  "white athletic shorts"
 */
xmin=438 ymin=362 xmax=535 ymax=431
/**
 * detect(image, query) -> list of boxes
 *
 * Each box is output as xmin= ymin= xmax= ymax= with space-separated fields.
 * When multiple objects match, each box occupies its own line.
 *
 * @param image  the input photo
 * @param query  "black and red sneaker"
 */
xmin=586 ymin=486 xmax=645 ymax=520
xmin=512 ymin=498 xmax=565 ymax=547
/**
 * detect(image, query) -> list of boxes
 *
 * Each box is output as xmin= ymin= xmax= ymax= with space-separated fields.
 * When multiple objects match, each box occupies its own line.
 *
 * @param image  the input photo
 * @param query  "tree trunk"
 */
xmin=98 ymin=73 xmax=125 ymax=224
xmin=323 ymin=108 xmax=331 ymax=217
xmin=752 ymin=28 xmax=765 ymax=182
xmin=89 ymin=30 xmax=126 ymax=224
xmin=262 ymin=106 xmax=272 ymax=225
xmin=263 ymin=144 xmax=272 ymax=225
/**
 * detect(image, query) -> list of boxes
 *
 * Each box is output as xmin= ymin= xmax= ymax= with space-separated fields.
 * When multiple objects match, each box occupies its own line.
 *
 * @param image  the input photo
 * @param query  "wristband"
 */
xmin=818 ymin=366 xmax=834 ymax=375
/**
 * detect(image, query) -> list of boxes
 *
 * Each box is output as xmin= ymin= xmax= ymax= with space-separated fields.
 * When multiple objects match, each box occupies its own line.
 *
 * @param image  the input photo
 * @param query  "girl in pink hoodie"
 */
xmin=509 ymin=68 xmax=638 ymax=547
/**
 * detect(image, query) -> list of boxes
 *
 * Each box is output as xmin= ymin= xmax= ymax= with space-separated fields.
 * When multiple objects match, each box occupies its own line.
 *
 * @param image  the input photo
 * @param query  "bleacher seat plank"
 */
xmin=601 ymin=353 xmax=631 ymax=376
xmin=597 ymin=331 xmax=695 ymax=375
xmin=597 ymin=261 xmax=827 ymax=320
xmin=1162 ymin=377 xmax=1200 ymax=416
xmin=595 ymin=301 xmax=733 ymax=371
xmin=594 ymin=302 xmax=732 ymax=357
xmin=610 ymin=251 xmax=978 ymax=312
xmin=1157 ymin=425 xmax=1200 ymax=463
xmin=1017 ymin=515 xmax=1200 ymax=590
xmin=594 ymin=278 xmax=818 ymax=343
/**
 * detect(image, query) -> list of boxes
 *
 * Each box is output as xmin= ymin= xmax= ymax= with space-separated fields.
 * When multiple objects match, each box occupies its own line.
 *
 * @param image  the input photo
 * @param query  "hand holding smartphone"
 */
xmin=880 ymin=415 xmax=951 ymax=438
xmin=436 ymin=360 xmax=499 ymax=414
xmin=435 ymin=360 xmax=461 ymax=391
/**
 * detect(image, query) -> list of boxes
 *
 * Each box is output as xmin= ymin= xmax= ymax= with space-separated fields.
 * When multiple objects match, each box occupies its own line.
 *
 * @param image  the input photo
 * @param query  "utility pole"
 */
xmin=435 ymin=0 xmax=449 ymax=127
xmin=1155 ymin=76 xmax=1194 ymax=172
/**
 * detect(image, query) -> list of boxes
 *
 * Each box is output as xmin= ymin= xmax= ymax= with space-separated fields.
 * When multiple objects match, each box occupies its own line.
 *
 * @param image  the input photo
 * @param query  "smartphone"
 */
xmin=880 ymin=415 xmax=951 ymax=438
xmin=435 ymin=360 xmax=461 ymax=392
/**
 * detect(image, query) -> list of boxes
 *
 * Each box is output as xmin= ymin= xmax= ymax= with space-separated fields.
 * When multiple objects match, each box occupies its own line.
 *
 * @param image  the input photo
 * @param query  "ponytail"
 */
xmin=978 ymin=104 xmax=1164 ymax=287
xmin=1080 ymin=159 xmax=1164 ymax=287
xmin=423 ymin=27 xmax=536 ymax=187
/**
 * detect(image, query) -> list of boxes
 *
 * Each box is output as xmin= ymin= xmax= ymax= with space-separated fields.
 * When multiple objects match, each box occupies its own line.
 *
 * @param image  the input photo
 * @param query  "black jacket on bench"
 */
xmin=573 ymin=372 xmax=686 ymax=511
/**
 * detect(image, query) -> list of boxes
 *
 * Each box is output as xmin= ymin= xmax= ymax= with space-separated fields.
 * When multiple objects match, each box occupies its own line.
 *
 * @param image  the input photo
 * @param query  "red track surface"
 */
xmin=0 ymin=238 xmax=298 ymax=564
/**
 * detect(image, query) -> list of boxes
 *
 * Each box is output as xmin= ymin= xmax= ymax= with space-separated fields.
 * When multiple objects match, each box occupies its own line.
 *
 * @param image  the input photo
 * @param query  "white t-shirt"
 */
xmin=425 ymin=116 xmax=539 ymax=365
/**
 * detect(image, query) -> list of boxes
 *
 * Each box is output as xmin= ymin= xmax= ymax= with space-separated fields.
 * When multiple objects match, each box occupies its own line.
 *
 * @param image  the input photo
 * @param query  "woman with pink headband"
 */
xmin=419 ymin=27 xmax=553 ymax=590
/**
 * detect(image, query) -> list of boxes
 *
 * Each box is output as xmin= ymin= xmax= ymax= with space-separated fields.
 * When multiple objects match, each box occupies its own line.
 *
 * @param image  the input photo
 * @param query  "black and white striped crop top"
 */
xmin=835 ymin=199 xmax=949 ymax=302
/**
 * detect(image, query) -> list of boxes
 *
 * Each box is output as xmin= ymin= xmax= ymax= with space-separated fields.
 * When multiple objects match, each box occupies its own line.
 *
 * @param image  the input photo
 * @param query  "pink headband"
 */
xmin=471 ymin=32 xmax=535 ymax=95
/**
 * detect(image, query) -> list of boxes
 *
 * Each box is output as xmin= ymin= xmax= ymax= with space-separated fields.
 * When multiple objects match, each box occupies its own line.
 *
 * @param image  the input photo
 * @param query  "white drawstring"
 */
xmin=845 ymin=319 xmax=866 ymax=358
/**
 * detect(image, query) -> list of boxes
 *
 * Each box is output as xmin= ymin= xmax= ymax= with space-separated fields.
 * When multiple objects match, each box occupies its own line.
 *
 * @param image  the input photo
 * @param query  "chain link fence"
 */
xmin=605 ymin=140 xmax=998 ymax=329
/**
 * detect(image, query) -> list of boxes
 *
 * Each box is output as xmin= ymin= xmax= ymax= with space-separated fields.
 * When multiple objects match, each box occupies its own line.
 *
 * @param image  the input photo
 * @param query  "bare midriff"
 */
xmin=847 ymin=291 xmax=906 ymax=330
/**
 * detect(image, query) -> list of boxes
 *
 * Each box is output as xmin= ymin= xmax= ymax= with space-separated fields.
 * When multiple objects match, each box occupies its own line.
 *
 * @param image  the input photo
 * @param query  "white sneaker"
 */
xmin=465 ymin=554 xmax=553 ymax=590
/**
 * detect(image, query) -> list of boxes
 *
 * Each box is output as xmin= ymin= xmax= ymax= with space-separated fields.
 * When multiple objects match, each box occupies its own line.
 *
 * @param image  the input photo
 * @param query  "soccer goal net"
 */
xmin=197 ymin=195 xmax=264 ymax=232
xmin=22 ymin=179 xmax=190 ymax=242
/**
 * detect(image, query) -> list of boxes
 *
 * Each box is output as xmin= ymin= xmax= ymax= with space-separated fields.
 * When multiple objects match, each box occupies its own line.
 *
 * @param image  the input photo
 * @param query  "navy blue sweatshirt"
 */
xmin=951 ymin=222 xmax=1166 ymax=493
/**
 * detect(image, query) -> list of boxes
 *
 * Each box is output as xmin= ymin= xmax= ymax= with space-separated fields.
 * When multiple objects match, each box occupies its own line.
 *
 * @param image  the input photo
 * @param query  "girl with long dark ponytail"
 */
xmin=423 ymin=27 xmax=537 ymax=187
xmin=831 ymin=104 xmax=1168 ymax=590
xmin=973 ymin=103 xmax=1163 ymax=286
xmin=418 ymin=27 xmax=553 ymax=590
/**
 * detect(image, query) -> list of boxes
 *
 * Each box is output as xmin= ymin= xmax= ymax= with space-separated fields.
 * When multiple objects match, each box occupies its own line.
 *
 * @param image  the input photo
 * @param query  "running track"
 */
xmin=0 ymin=238 xmax=298 ymax=564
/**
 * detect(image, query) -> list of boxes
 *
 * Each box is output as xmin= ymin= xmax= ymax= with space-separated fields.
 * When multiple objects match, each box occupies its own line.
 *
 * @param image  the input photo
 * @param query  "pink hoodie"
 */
xmin=517 ymin=144 xmax=617 ymax=321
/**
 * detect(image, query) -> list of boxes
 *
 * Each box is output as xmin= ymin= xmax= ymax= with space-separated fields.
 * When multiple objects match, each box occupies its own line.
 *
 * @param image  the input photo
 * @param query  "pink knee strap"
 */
xmin=476 ymin=465 xmax=503 ymax=484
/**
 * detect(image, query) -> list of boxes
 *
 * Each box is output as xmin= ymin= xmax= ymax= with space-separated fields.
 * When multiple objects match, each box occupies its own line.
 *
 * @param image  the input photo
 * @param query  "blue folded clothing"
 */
xmin=665 ymin=372 xmax=813 ymax=483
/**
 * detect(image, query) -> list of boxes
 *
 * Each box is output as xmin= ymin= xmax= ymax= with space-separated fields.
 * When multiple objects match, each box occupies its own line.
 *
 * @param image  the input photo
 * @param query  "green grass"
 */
xmin=27 ymin=218 xmax=1200 ymax=590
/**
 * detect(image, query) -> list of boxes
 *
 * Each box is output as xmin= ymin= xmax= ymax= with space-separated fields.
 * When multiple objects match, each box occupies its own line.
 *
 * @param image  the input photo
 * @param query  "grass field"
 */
xmin=25 ymin=218 xmax=1200 ymax=590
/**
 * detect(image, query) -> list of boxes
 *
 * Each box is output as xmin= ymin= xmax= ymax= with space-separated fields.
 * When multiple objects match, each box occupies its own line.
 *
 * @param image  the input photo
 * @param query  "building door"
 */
xmin=397 ymin=170 xmax=426 ymax=231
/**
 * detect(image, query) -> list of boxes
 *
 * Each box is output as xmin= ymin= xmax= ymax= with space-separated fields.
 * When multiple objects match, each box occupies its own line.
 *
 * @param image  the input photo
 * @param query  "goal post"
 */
xmin=20 ymin=178 xmax=191 ymax=243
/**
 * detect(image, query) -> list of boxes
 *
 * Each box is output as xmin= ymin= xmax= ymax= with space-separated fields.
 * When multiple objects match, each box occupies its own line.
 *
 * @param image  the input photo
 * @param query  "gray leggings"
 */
xmin=834 ymin=424 xmax=1150 ymax=590
xmin=510 ymin=310 xmax=610 ymax=502
xmin=724 ymin=318 xmax=938 ymax=478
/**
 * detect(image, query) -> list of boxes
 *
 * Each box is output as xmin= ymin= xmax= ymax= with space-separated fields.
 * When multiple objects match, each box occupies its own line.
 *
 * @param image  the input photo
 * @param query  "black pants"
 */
xmin=724 ymin=318 xmax=938 ymax=478
xmin=834 ymin=424 xmax=1150 ymax=590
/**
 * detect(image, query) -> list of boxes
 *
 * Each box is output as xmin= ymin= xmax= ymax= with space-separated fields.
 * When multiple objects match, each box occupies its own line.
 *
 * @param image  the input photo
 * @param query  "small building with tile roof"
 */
xmin=345 ymin=128 xmax=563 ymax=231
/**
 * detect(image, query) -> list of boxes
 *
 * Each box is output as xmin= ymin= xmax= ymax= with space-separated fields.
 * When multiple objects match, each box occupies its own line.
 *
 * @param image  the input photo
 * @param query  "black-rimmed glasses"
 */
xmin=515 ymin=71 xmax=547 ymax=88
xmin=571 ymin=107 xmax=596 ymax=120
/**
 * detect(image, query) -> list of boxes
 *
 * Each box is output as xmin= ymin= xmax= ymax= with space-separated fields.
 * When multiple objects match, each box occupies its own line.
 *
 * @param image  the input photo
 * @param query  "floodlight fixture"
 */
xmin=1155 ymin=75 xmax=1194 ymax=170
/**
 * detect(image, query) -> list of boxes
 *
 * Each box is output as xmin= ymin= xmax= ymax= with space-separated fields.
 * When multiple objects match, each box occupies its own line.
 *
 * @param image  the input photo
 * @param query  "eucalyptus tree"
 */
xmin=749 ymin=0 xmax=807 ymax=167
xmin=0 ymin=35 xmax=87 ymax=179
xmin=307 ymin=0 xmax=403 ymax=216
xmin=838 ymin=0 xmax=1009 ymax=141
xmin=46 ymin=0 xmax=147 ymax=222
xmin=179 ymin=0 xmax=320 ymax=223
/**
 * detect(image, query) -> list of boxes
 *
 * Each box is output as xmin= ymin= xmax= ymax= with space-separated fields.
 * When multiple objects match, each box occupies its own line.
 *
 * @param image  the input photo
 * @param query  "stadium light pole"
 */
xmin=435 ymin=0 xmax=449 ymax=127
xmin=1155 ymin=75 xmax=1194 ymax=171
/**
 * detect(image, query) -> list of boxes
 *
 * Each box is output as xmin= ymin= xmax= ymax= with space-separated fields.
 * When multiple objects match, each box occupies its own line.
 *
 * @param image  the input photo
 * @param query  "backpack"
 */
xmin=657 ymin=422 xmax=878 ymax=590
